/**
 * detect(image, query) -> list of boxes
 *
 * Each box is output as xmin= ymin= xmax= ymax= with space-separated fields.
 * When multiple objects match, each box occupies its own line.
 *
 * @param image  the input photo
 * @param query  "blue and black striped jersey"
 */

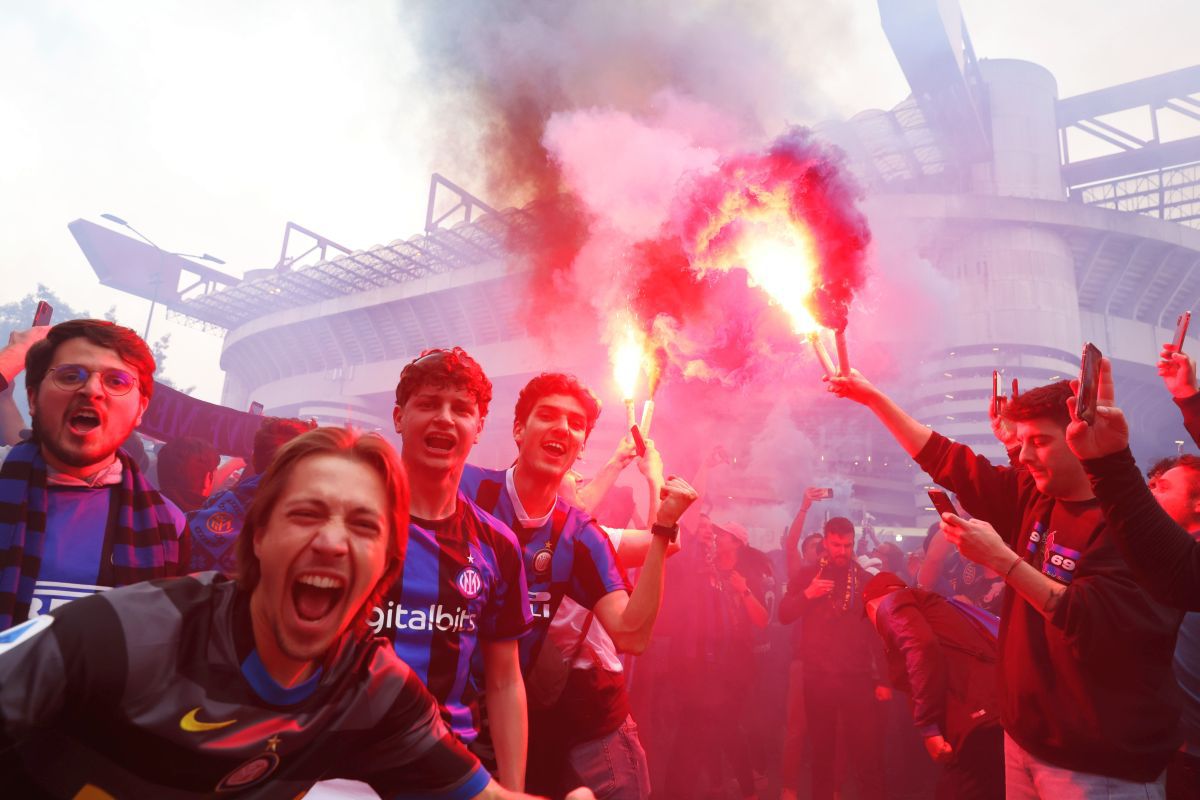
xmin=368 ymin=492 xmax=532 ymax=745
xmin=459 ymin=464 xmax=630 ymax=671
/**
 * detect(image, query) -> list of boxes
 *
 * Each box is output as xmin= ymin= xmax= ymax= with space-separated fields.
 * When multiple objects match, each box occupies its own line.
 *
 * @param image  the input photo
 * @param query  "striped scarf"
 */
xmin=0 ymin=441 xmax=185 ymax=628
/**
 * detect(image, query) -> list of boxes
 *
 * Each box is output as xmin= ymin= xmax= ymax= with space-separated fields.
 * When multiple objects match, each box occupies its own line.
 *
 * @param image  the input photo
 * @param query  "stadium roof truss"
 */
xmin=1060 ymin=66 xmax=1200 ymax=229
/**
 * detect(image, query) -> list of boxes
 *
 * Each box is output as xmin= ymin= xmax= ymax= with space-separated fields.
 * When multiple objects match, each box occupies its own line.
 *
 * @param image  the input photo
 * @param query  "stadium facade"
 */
xmin=74 ymin=0 xmax=1200 ymax=527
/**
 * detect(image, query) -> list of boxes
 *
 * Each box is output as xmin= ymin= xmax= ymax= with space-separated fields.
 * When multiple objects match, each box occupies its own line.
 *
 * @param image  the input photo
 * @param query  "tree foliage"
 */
xmin=0 ymin=285 xmax=181 ymax=390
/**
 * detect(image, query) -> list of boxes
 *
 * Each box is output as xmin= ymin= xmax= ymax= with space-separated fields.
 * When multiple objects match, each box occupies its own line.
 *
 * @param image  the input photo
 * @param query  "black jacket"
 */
xmin=873 ymin=587 xmax=999 ymax=752
xmin=915 ymin=432 xmax=1182 ymax=781
xmin=780 ymin=560 xmax=885 ymax=681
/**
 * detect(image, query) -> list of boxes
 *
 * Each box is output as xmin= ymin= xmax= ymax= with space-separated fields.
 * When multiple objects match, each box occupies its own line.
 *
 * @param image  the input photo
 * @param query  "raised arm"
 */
xmin=0 ymin=326 xmax=52 ymax=392
xmin=1070 ymin=357 xmax=1200 ymax=609
xmin=0 ymin=382 xmax=26 ymax=446
xmin=575 ymin=434 xmax=637 ymax=513
xmin=592 ymin=476 xmax=697 ymax=654
xmin=610 ymin=439 xmax=681 ymax=567
xmin=826 ymin=369 xmax=932 ymax=457
xmin=1160 ymin=342 xmax=1200 ymax=448
xmin=785 ymin=487 xmax=826 ymax=578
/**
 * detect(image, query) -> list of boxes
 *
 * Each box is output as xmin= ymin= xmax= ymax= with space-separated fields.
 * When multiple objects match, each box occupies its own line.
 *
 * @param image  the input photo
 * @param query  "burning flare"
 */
xmin=612 ymin=321 xmax=643 ymax=400
xmin=738 ymin=225 xmax=822 ymax=335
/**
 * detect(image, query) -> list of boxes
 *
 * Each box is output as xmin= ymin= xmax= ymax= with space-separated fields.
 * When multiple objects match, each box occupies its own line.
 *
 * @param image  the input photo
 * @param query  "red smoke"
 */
xmin=621 ymin=126 xmax=871 ymax=387
xmin=672 ymin=126 xmax=870 ymax=331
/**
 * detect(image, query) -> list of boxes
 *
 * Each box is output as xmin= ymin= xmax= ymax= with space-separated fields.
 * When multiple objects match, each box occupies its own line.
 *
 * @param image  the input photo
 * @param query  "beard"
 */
xmin=30 ymin=412 xmax=127 ymax=473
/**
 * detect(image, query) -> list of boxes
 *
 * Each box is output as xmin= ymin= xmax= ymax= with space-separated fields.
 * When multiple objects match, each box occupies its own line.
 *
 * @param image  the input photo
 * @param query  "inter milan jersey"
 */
xmin=370 ymin=492 xmax=531 ymax=744
xmin=459 ymin=464 xmax=630 ymax=670
xmin=0 ymin=573 xmax=489 ymax=799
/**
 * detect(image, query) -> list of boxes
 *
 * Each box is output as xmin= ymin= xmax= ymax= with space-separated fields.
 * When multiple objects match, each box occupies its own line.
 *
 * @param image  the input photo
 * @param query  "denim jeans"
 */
xmin=566 ymin=715 xmax=651 ymax=800
xmin=1004 ymin=733 xmax=1165 ymax=800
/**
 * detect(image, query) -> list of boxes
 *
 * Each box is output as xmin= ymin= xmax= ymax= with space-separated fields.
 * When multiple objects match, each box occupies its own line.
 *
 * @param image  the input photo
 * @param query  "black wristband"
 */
xmin=651 ymin=523 xmax=679 ymax=542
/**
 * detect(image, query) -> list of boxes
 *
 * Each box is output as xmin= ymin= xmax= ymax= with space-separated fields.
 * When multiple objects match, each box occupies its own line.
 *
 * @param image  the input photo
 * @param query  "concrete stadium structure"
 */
xmin=74 ymin=0 xmax=1200 ymax=525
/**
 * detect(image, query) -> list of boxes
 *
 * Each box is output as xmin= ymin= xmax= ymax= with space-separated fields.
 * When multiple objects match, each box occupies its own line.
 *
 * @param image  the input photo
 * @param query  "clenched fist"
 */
xmin=655 ymin=476 xmax=698 ymax=528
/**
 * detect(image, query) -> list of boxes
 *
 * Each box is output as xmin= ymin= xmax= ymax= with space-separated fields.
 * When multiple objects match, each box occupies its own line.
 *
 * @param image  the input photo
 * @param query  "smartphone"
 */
xmin=630 ymin=425 xmax=646 ymax=457
xmin=927 ymin=489 xmax=956 ymax=517
xmin=249 ymin=401 xmax=264 ymax=416
xmin=813 ymin=487 xmax=834 ymax=499
xmin=1011 ymin=378 xmax=1019 ymax=399
xmin=1174 ymin=311 xmax=1192 ymax=353
xmin=32 ymin=300 xmax=53 ymax=327
xmin=1076 ymin=342 xmax=1102 ymax=425
xmin=992 ymin=370 xmax=1001 ymax=416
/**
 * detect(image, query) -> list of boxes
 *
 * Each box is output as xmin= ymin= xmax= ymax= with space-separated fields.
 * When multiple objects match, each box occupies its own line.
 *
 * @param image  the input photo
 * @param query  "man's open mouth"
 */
xmin=291 ymin=574 xmax=346 ymax=622
xmin=424 ymin=433 xmax=456 ymax=452
xmin=68 ymin=408 xmax=101 ymax=435
xmin=542 ymin=441 xmax=566 ymax=457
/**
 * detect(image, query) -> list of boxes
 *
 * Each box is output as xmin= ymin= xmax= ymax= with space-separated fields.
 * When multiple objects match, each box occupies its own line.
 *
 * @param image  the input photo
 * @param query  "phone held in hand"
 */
xmin=1174 ymin=311 xmax=1191 ymax=353
xmin=32 ymin=300 xmax=53 ymax=327
xmin=1076 ymin=342 xmax=1102 ymax=426
xmin=927 ymin=489 xmax=956 ymax=518
xmin=248 ymin=401 xmax=264 ymax=416
xmin=992 ymin=370 xmax=1001 ymax=416
xmin=813 ymin=487 xmax=834 ymax=499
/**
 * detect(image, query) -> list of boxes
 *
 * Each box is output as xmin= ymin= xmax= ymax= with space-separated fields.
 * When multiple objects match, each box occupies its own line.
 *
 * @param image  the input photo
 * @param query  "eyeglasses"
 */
xmin=47 ymin=364 xmax=139 ymax=396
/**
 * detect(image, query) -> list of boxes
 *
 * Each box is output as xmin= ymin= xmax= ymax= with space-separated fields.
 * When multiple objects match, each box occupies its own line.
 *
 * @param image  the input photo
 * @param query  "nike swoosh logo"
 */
xmin=180 ymin=707 xmax=237 ymax=732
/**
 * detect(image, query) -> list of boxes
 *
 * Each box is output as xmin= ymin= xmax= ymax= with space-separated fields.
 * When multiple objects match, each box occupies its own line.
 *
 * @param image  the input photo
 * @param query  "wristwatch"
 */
xmin=651 ymin=522 xmax=679 ymax=543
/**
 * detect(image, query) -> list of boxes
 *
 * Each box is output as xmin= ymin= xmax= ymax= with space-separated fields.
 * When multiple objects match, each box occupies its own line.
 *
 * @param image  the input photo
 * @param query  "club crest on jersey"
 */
xmin=532 ymin=546 xmax=553 ymax=578
xmin=216 ymin=735 xmax=281 ymax=792
xmin=206 ymin=512 xmax=235 ymax=535
xmin=456 ymin=565 xmax=483 ymax=599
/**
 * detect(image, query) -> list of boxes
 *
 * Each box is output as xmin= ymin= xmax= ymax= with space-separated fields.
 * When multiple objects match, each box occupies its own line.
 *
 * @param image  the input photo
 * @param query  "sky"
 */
xmin=1 ymin=0 xmax=1196 ymax=403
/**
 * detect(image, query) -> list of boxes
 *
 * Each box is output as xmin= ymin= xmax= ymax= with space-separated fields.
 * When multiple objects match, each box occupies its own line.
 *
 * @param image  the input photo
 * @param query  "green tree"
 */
xmin=0 ymin=286 xmax=185 ymax=416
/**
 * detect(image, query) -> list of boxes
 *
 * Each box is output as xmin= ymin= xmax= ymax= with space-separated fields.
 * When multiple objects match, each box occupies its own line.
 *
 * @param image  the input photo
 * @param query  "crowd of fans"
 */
xmin=2 ymin=315 xmax=1200 ymax=800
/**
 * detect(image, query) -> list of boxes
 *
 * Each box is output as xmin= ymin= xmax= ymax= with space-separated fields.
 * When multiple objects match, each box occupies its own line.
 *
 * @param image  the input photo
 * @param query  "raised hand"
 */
xmin=610 ymin=434 xmax=638 ymax=469
xmin=824 ymin=367 xmax=882 ymax=405
xmin=1158 ymin=343 xmax=1198 ymax=400
xmin=1065 ymin=357 xmax=1129 ymax=460
xmin=988 ymin=394 xmax=1018 ymax=450
xmin=800 ymin=486 xmax=828 ymax=512
xmin=655 ymin=476 xmax=698 ymax=527
xmin=636 ymin=436 xmax=664 ymax=484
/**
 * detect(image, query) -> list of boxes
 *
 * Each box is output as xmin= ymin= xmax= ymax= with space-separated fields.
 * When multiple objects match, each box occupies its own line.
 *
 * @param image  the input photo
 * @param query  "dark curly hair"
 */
xmin=513 ymin=372 xmax=601 ymax=438
xmin=1002 ymin=380 xmax=1073 ymax=429
xmin=394 ymin=347 xmax=492 ymax=418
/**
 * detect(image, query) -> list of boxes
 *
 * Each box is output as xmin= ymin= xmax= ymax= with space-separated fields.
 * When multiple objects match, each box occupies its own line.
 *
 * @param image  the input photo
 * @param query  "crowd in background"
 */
xmin=3 ymin=315 xmax=1200 ymax=800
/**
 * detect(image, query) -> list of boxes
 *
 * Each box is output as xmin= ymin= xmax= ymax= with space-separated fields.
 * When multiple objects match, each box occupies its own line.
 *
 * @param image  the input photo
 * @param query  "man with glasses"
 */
xmin=0 ymin=319 xmax=187 ymax=629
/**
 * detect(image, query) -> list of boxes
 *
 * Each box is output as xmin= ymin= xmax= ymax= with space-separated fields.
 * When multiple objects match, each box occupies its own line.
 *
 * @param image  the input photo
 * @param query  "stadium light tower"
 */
xmin=100 ymin=213 xmax=225 ymax=340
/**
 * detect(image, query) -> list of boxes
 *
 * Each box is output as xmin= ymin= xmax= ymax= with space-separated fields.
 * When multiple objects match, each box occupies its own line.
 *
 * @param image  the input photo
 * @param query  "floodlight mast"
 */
xmin=100 ymin=213 xmax=225 ymax=339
